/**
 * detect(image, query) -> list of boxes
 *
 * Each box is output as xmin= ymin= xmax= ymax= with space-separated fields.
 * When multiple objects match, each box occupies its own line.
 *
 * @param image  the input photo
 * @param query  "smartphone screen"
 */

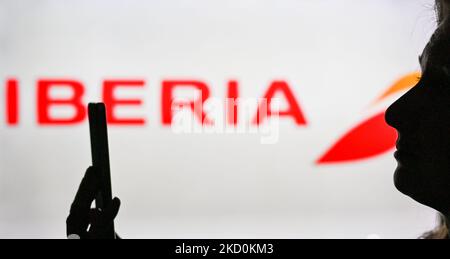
xmin=88 ymin=103 xmax=115 ymax=238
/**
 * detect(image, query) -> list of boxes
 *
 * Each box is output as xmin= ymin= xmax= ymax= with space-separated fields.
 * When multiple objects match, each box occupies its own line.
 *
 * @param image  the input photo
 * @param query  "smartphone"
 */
xmin=88 ymin=103 xmax=115 ymax=238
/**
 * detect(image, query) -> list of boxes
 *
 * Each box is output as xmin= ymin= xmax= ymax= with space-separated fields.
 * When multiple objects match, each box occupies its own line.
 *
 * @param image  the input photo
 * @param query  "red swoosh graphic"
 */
xmin=316 ymin=112 xmax=397 ymax=164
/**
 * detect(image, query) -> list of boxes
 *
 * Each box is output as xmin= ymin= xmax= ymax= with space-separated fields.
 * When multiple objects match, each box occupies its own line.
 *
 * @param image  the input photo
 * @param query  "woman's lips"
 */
xmin=394 ymin=149 xmax=418 ymax=162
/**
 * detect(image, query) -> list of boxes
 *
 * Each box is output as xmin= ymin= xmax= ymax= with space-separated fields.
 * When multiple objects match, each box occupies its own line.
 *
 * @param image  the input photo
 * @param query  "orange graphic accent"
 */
xmin=373 ymin=72 xmax=420 ymax=105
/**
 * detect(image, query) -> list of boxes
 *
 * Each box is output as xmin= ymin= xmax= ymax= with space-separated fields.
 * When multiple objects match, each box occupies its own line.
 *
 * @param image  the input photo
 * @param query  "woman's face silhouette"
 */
xmin=385 ymin=20 xmax=450 ymax=215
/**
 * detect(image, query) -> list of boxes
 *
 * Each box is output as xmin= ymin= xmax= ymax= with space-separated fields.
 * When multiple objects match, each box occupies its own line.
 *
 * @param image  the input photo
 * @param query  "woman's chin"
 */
xmin=393 ymin=165 xmax=417 ymax=197
xmin=393 ymin=165 xmax=436 ymax=210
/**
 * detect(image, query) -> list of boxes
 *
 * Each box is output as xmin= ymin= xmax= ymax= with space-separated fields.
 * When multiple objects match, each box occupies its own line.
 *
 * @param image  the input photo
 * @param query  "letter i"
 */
xmin=6 ymin=78 xmax=19 ymax=125
xmin=227 ymin=80 xmax=238 ymax=126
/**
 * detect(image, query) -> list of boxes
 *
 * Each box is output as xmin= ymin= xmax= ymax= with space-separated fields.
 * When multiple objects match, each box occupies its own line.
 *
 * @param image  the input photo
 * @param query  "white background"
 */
xmin=0 ymin=0 xmax=441 ymax=238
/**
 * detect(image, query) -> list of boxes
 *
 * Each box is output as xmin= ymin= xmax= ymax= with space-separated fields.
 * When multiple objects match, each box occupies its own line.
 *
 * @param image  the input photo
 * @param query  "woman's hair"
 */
xmin=436 ymin=0 xmax=450 ymax=23
xmin=421 ymin=214 xmax=448 ymax=239
xmin=436 ymin=0 xmax=445 ymax=23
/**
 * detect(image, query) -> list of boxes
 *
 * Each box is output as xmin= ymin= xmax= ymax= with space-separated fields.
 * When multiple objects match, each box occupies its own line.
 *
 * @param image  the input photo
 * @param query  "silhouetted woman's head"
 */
xmin=385 ymin=0 xmax=450 ymax=238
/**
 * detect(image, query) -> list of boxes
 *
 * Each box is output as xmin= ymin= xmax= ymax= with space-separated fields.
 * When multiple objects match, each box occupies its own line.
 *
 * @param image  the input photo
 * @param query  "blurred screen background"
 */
xmin=0 ymin=0 xmax=440 ymax=238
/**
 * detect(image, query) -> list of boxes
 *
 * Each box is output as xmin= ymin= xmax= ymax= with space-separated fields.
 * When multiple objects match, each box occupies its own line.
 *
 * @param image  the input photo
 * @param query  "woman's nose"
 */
xmin=385 ymin=82 xmax=423 ymax=132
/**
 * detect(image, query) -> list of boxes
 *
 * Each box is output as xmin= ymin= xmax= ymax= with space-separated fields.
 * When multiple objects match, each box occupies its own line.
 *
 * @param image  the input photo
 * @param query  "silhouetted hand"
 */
xmin=66 ymin=166 xmax=120 ymax=239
